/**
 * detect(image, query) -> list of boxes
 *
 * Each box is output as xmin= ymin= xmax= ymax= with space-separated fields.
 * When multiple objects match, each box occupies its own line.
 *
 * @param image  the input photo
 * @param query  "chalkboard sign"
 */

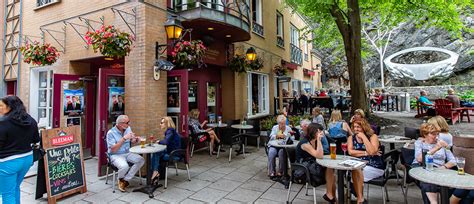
xmin=46 ymin=143 xmax=84 ymax=196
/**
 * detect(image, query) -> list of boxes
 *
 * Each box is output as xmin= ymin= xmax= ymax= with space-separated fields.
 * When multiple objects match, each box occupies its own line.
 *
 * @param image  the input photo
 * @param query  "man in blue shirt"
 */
xmin=418 ymin=90 xmax=436 ymax=116
xmin=106 ymin=115 xmax=145 ymax=192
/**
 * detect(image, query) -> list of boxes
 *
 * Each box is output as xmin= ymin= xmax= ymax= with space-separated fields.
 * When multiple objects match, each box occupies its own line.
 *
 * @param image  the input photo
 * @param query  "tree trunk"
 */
xmin=346 ymin=0 xmax=368 ymax=114
xmin=380 ymin=56 xmax=384 ymax=88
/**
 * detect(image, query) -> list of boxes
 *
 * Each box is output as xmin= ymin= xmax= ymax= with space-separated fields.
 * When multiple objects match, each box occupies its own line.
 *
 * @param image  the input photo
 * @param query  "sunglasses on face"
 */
xmin=121 ymin=121 xmax=130 ymax=125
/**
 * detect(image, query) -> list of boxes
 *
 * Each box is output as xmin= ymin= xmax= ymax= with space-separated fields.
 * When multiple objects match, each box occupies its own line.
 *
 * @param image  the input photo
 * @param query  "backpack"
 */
xmin=328 ymin=122 xmax=347 ymax=139
xmin=293 ymin=159 xmax=326 ymax=185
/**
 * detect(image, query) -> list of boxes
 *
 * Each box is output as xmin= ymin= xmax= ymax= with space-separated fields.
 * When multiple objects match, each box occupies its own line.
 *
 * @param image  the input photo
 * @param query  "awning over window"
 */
xmin=303 ymin=68 xmax=315 ymax=76
xmin=281 ymin=59 xmax=298 ymax=70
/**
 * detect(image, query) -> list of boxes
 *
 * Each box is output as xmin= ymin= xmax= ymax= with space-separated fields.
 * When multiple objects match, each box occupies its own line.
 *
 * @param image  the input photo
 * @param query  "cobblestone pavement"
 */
xmin=20 ymin=145 xmax=425 ymax=204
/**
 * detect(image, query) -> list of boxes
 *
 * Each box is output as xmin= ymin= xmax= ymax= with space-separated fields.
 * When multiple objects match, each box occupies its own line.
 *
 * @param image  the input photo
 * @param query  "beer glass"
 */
xmin=330 ymin=143 xmax=337 ymax=159
xmin=456 ymin=157 xmax=465 ymax=175
xmin=140 ymin=136 xmax=146 ymax=148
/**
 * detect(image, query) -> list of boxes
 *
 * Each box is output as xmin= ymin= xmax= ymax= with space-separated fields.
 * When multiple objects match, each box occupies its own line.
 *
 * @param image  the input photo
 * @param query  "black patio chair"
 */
xmin=217 ymin=120 xmax=245 ymax=162
xmin=164 ymin=136 xmax=191 ymax=189
xmin=188 ymin=125 xmax=211 ymax=157
xmin=105 ymin=152 xmax=143 ymax=193
xmin=404 ymin=127 xmax=420 ymax=140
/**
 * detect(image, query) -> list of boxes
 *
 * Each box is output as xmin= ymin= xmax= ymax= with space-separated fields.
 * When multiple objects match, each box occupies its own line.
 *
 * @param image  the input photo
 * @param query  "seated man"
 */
xmin=418 ymin=90 xmax=436 ymax=116
xmin=106 ymin=115 xmax=145 ymax=192
xmin=446 ymin=88 xmax=461 ymax=108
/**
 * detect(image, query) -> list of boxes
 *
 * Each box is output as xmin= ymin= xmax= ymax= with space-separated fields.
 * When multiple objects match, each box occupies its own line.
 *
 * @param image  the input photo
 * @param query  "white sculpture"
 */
xmin=384 ymin=47 xmax=459 ymax=80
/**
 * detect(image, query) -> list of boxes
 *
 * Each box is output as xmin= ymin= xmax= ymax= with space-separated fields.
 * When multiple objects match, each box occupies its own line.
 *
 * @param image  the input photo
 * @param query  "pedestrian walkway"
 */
xmin=20 ymin=148 xmax=424 ymax=203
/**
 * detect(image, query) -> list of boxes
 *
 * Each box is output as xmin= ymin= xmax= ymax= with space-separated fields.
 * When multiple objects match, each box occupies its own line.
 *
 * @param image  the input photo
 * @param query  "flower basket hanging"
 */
xmin=20 ymin=41 xmax=60 ymax=66
xmin=273 ymin=64 xmax=287 ymax=76
xmin=85 ymin=25 xmax=134 ymax=58
xmin=171 ymin=40 xmax=207 ymax=69
xmin=228 ymin=55 xmax=264 ymax=74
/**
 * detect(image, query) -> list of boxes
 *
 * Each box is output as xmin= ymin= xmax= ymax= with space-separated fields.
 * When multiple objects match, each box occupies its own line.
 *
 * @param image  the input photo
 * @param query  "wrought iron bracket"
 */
xmin=64 ymin=16 xmax=104 ymax=49
xmin=111 ymin=7 xmax=136 ymax=35
xmin=23 ymin=34 xmax=44 ymax=45
xmin=154 ymin=28 xmax=193 ymax=58
xmin=40 ymin=26 xmax=66 ymax=53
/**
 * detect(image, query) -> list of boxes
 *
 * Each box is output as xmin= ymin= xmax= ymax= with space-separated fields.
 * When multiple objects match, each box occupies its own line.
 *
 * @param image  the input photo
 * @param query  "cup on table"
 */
xmin=140 ymin=136 xmax=146 ymax=148
xmin=456 ymin=157 xmax=465 ymax=175
xmin=148 ymin=135 xmax=154 ymax=146
xmin=330 ymin=143 xmax=337 ymax=159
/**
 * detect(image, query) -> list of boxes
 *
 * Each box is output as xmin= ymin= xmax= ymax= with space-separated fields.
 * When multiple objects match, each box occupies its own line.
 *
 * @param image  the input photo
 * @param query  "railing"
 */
xmin=173 ymin=0 xmax=251 ymax=29
xmin=252 ymin=22 xmax=264 ymax=36
xmin=277 ymin=36 xmax=284 ymax=48
xmin=290 ymin=44 xmax=302 ymax=65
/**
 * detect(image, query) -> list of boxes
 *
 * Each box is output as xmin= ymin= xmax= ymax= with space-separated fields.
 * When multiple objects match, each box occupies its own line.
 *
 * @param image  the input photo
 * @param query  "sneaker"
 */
xmin=118 ymin=179 xmax=127 ymax=192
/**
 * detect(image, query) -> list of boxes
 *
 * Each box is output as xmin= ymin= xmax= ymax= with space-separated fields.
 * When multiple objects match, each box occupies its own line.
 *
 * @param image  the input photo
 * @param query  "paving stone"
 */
xmin=143 ymin=198 xmax=167 ymax=204
xmin=155 ymin=187 xmax=194 ymax=203
xmin=57 ymin=191 xmax=95 ymax=203
xmin=254 ymin=198 xmax=279 ymax=204
xmin=180 ymin=198 xmax=205 ymax=204
xmin=224 ymin=171 xmax=254 ymax=182
xmin=118 ymin=191 xmax=151 ymax=203
xmin=175 ymin=179 xmax=211 ymax=192
xmin=195 ymin=171 xmax=226 ymax=182
xmin=239 ymin=179 xmax=273 ymax=192
xmin=73 ymin=200 xmax=93 ymax=204
xmin=225 ymin=188 xmax=263 ymax=203
xmin=108 ymin=199 xmax=129 ymax=204
xmin=86 ymin=180 xmax=113 ymax=193
xmin=208 ymin=179 xmax=243 ymax=192
xmin=83 ymin=189 xmax=122 ymax=203
xmin=217 ymin=198 xmax=244 ymax=204
xmin=260 ymin=187 xmax=298 ymax=202
xmin=210 ymin=166 xmax=238 ymax=174
xmin=189 ymin=187 xmax=229 ymax=203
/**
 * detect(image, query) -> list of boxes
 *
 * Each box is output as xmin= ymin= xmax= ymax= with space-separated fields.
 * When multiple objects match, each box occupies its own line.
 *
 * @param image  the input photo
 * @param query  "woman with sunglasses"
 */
xmin=413 ymin=123 xmax=456 ymax=204
xmin=150 ymin=117 xmax=182 ymax=185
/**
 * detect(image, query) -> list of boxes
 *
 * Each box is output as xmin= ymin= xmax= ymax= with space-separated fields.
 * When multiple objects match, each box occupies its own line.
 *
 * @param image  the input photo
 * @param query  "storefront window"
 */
xmin=248 ymin=72 xmax=269 ymax=117
xmin=30 ymin=68 xmax=53 ymax=128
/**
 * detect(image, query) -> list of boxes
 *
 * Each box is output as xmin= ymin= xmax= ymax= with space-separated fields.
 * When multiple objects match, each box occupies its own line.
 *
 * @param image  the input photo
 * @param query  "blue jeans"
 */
xmin=0 ymin=154 xmax=33 ymax=204
xmin=268 ymin=146 xmax=286 ymax=175
xmin=151 ymin=152 xmax=169 ymax=171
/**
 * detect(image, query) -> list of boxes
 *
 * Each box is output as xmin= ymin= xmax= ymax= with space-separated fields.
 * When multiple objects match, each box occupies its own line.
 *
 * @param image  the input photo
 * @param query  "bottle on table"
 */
xmin=426 ymin=152 xmax=434 ymax=171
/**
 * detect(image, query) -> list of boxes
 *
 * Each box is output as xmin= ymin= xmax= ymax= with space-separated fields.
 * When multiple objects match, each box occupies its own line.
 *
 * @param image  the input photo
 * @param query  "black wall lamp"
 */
xmin=154 ymin=16 xmax=192 ymax=80
xmin=246 ymin=47 xmax=257 ymax=61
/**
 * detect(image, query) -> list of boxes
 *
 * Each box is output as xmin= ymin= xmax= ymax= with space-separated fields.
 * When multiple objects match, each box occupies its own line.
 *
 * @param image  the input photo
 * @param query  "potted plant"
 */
xmin=248 ymin=57 xmax=264 ymax=71
xmin=273 ymin=64 xmax=287 ymax=76
xmin=171 ymin=40 xmax=207 ymax=69
xmin=85 ymin=25 xmax=134 ymax=59
xmin=228 ymin=55 xmax=249 ymax=74
xmin=20 ymin=41 xmax=60 ymax=66
xmin=259 ymin=116 xmax=275 ymax=137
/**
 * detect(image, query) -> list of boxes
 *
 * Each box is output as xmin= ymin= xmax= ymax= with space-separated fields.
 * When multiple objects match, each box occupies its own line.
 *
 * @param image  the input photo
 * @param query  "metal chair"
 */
xmin=164 ymin=136 xmax=191 ymax=189
xmin=188 ymin=125 xmax=212 ymax=157
xmin=285 ymin=147 xmax=320 ymax=204
xmin=104 ymin=152 xmax=143 ymax=193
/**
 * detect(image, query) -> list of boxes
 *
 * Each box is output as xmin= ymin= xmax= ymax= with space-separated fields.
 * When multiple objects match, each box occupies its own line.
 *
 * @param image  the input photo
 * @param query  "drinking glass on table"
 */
xmin=341 ymin=142 xmax=348 ymax=159
xmin=330 ymin=143 xmax=337 ymax=159
xmin=456 ymin=157 xmax=466 ymax=175
xmin=140 ymin=136 xmax=146 ymax=148
xmin=148 ymin=135 xmax=155 ymax=146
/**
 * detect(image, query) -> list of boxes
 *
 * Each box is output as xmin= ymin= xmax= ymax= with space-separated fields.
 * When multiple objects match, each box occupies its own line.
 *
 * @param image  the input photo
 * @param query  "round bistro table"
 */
xmin=129 ymin=144 xmax=166 ymax=198
xmin=409 ymin=167 xmax=474 ymax=204
xmin=316 ymin=155 xmax=367 ymax=204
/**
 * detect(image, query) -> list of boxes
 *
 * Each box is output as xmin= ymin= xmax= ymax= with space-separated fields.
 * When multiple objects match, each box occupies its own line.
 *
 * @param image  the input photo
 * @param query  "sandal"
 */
xmin=323 ymin=194 xmax=336 ymax=204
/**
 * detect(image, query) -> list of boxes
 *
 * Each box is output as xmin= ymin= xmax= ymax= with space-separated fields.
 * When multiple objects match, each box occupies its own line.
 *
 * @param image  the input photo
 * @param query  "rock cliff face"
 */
xmin=319 ymin=15 xmax=474 ymax=88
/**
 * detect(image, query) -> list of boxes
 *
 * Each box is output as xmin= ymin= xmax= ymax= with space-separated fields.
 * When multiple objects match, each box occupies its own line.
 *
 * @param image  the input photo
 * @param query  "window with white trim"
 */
xmin=248 ymin=72 xmax=269 ymax=117
xmin=30 ymin=68 xmax=54 ymax=128
xmin=276 ymin=12 xmax=283 ymax=37
xmin=302 ymin=81 xmax=313 ymax=94
xmin=252 ymin=0 xmax=262 ymax=25
xmin=291 ymin=79 xmax=302 ymax=95
xmin=304 ymin=40 xmax=309 ymax=61
xmin=290 ymin=24 xmax=299 ymax=47
xmin=37 ymin=0 xmax=58 ymax=7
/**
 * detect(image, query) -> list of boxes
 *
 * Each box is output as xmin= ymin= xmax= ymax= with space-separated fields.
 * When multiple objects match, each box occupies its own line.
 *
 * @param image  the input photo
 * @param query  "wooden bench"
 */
xmin=434 ymin=99 xmax=461 ymax=125
xmin=415 ymin=96 xmax=429 ymax=118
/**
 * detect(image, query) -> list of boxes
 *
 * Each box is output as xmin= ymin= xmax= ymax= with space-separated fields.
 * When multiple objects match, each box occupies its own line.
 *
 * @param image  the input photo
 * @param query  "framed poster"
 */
xmin=207 ymin=84 xmax=216 ymax=107
xmin=109 ymin=87 xmax=125 ymax=117
xmin=64 ymin=89 xmax=84 ymax=115
xmin=167 ymin=82 xmax=180 ymax=113
xmin=66 ymin=117 xmax=81 ymax=127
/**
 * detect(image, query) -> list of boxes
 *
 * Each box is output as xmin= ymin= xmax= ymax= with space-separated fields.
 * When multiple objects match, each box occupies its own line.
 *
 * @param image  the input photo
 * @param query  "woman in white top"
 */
xmin=427 ymin=116 xmax=453 ymax=147
xmin=267 ymin=115 xmax=292 ymax=177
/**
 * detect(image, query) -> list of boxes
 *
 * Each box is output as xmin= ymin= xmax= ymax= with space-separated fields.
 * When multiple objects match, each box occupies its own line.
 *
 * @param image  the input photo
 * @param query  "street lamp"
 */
xmin=164 ymin=17 xmax=184 ymax=40
xmin=246 ymin=47 xmax=257 ymax=61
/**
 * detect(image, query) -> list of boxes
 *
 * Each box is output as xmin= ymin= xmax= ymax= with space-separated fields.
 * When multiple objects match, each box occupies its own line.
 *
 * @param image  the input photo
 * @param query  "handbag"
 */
xmin=32 ymin=143 xmax=45 ymax=162
xmin=197 ymin=134 xmax=208 ymax=143
xmin=293 ymin=158 xmax=326 ymax=185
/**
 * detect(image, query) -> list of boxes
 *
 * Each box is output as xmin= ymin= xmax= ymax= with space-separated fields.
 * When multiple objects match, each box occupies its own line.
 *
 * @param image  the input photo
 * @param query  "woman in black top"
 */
xmin=295 ymin=123 xmax=336 ymax=203
xmin=0 ymin=96 xmax=40 ymax=204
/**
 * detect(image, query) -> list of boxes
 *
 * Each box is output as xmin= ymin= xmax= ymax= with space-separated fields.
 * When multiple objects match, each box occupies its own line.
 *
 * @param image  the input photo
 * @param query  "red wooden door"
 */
xmin=167 ymin=69 xmax=189 ymax=136
xmin=97 ymin=68 xmax=125 ymax=176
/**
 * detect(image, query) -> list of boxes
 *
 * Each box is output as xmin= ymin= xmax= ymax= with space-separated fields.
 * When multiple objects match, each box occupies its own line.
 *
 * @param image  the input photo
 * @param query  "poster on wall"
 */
xmin=64 ymin=89 xmax=84 ymax=115
xmin=207 ymin=84 xmax=216 ymax=107
xmin=109 ymin=87 xmax=125 ymax=118
xmin=167 ymin=82 xmax=180 ymax=113
xmin=66 ymin=117 xmax=81 ymax=127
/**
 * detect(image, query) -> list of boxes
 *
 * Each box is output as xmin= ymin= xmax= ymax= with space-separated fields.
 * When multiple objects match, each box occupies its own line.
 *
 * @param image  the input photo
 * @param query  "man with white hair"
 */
xmin=106 ymin=115 xmax=145 ymax=192
xmin=446 ymin=88 xmax=460 ymax=108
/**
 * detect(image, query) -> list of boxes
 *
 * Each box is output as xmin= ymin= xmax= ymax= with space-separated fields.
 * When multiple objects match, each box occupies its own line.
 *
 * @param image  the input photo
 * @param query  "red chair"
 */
xmin=434 ymin=99 xmax=461 ymax=124
xmin=415 ymin=96 xmax=428 ymax=118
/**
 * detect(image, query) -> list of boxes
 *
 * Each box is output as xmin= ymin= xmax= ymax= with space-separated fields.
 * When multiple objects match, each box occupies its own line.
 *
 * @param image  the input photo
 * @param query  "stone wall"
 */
xmin=385 ymin=85 xmax=473 ymax=99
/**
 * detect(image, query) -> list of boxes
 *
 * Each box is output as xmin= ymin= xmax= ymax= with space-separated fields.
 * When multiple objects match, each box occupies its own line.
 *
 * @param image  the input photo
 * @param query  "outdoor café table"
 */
xmin=409 ymin=167 xmax=474 ymax=204
xmin=231 ymin=124 xmax=254 ymax=153
xmin=316 ymin=155 xmax=367 ymax=204
xmin=267 ymin=139 xmax=300 ymax=148
xmin=206 ymin=123 xmax=228 ymax=139
xmin=379 ymin=135 xmax=414 ymax=150
xmin=129 ymin=144 xmax=167 ymax=198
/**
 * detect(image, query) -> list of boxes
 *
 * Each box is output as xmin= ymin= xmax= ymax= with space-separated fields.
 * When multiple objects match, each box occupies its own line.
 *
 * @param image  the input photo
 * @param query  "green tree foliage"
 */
xmin=287 ymin=0 xmax=470 ymax=113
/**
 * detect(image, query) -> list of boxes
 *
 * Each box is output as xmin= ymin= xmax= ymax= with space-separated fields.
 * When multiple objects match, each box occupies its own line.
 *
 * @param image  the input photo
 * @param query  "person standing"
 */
xmin=106 ymin=115 xmax=145 ymax=192
xmin=0 ymin=96 xmax=40 ymax=204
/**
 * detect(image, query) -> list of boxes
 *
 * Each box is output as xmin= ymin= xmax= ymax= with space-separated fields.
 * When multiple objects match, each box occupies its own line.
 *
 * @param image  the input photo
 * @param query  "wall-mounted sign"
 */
xmin=51 ymin=135 xmax=74 ymax=146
